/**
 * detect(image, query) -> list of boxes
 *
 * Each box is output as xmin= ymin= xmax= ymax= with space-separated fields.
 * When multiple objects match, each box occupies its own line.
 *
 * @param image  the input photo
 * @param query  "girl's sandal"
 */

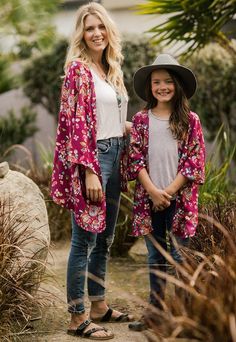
xmin=92 ymin=307 xmax=134 ymax=323
xmin=67 ymin=319 xmax=114 ymax=340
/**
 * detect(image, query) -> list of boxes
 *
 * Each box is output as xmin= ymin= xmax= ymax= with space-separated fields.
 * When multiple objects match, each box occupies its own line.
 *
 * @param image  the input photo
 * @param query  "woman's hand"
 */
xmin=85 ymin=168 xmax=103 ymax=203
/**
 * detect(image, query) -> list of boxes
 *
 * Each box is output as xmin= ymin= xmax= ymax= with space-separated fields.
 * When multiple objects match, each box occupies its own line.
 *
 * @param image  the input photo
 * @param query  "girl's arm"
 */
xmin=138 ymin=168 xmax=172 ymax=209
xmin=125 ymin=121 xmax=132 ymax=135
xmin=179 ymin=112 xmax=206 ymax=184
xmin=165 ymin=173 xmax=188 ymax=197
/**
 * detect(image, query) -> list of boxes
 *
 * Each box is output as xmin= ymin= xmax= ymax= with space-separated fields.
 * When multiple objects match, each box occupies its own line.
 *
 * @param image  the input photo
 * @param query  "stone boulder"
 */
xmin=0 ymin=161 xmax=50 ymax=263
xmin=128 ymin=237 xmax=148 ymax=263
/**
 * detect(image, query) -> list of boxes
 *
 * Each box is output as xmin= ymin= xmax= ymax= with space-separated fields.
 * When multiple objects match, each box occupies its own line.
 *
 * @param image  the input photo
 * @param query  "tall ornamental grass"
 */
xmin=143 ymin=201 xmax=236 ymax=342
xmin=0 ymin=199 xmax=50 ymax=338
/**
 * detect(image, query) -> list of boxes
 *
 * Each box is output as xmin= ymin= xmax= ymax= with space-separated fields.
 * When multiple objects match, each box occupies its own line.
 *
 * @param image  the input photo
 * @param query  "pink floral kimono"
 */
xmin=51 ymin=61 xmax=126 ymax=233
xmin=128 ymin=110 xmax=205 ymax=238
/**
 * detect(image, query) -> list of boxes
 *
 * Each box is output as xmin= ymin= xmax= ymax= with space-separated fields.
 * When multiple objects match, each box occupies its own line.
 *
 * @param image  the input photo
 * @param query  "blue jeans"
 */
xmin=144 ymin=200 xmax=189 ymax=308
xmin=67 ymin=137 xmax=124 ymax=313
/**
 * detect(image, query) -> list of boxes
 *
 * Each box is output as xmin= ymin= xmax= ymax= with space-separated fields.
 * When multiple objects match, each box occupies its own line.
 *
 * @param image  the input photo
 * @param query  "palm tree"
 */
xmin=136 ymin=0 xmax=236 ymax=57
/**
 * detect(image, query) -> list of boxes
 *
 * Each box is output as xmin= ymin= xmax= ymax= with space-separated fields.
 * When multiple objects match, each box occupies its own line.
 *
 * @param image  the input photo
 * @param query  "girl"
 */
xmin=51 ymin=2 xmax=132 ymax=340
xmin=127 ymin=53 xmax=205 ymax=331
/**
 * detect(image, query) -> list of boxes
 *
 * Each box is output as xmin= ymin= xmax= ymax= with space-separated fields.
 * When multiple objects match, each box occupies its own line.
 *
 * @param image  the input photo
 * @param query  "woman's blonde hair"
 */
xmin=65 ymin=2 xmax=127 ymax=96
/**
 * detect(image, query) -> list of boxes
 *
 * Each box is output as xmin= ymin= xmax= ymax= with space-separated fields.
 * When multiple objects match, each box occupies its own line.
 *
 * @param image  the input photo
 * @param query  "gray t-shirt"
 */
xmin=148 ymin=110 xmax=178 ymax=190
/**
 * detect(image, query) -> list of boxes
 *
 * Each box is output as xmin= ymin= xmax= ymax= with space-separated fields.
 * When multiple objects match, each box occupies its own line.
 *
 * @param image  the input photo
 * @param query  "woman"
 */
xmin=51 ymin=2 xmax=132 ymax=339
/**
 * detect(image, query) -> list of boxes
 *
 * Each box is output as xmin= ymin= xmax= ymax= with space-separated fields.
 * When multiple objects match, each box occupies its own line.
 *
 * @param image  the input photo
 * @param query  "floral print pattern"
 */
xmin=51 ymin=61 xmax=127 ymax=233
xmin=128 ymin=110 xmax=205 ymax=238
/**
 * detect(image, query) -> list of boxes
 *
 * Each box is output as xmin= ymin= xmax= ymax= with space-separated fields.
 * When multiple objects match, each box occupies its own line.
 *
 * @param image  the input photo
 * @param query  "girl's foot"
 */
xmin=90 ymin=302 xmax=134 ymax=323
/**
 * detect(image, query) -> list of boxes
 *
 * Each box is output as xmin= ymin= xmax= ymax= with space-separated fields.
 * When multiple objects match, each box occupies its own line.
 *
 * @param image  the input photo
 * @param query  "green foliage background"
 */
xmin=22 ymin=37 xmax=158 ymax=119
xmin=0 ymin=107 xmax=38 ymax=160
xmin=187 ymin=45 xmax=236 ymax=142
xmin=136 ymin=0 xmax=236 ymax=56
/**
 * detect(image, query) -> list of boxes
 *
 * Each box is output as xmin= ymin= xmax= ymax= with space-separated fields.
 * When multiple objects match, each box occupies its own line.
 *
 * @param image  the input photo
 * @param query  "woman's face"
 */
xmin=83 ymin=14 xmax=108 ymax=55
xmin=151 ymin=69 xmax=175 ymax=103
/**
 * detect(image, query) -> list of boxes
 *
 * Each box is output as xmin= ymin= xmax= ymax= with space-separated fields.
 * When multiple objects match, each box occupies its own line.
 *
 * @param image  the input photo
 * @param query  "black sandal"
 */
xmin=67 ymin=319 xmax=114 ymax=340
xmin=92 ymin=308 xmax=134 ymax=323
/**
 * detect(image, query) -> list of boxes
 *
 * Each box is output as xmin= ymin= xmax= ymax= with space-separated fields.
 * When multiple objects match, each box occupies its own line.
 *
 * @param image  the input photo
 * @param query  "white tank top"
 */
xmin=91 ymin=69 xmax=128 ymax=140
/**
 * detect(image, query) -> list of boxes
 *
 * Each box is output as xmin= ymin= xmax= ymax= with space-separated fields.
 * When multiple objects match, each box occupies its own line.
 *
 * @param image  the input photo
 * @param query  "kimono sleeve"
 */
xmin=179 ymin=112 xmax=205 ymax=184
xmin=59 ymin=62 xmax=99 ymax=175
xmin=127 ymin=114 xmax=147 ymax=181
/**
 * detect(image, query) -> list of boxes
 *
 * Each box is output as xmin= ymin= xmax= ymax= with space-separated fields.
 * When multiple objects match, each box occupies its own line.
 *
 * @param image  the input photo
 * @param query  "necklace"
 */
xmin=92 ymin=62 xmax=107 ymax=80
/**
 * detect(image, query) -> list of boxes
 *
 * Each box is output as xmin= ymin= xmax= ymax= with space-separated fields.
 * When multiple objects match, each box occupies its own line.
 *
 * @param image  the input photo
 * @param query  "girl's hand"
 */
xmin=149 ymin=188 xmax=172 ymax=211
xmin=85 ymin=168 xmax=103 ymax=203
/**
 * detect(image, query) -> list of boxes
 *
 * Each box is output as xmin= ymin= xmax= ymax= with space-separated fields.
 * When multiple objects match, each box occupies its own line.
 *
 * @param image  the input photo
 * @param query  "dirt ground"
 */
xmin=21 ymin=241 xmax=152 ymax=342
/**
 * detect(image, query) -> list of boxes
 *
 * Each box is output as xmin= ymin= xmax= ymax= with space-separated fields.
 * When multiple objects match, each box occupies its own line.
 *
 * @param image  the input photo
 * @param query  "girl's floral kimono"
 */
xmin=128 ymin=110 xmax=205 ymax=238
xmin=51 ymin=61 xmax=126 ymax=233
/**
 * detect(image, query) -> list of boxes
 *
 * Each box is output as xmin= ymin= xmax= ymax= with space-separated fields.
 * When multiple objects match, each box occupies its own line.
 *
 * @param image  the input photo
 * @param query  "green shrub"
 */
xmin=185 ymin=44 xmax=236 ymax=143
xmin=111 ymin=183 xmax=136 ymax=256
xmin=199 ymin=126 xmax=236 ymax=204
xmin=22 ymin=39 xmax=67 ymax=118
xmin=0 ymin=56 xmax=14 ymax=94
xmin=122 ymin=36 xmax=158 ymax=106
xmin=0 ymin=107 xmax=38 ymax=160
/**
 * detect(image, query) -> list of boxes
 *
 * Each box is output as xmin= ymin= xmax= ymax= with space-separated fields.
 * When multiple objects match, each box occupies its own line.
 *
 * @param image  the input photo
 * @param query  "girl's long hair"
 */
xmin=64 ymin=2 xmax=127 ymax=97
xmin=145 ymin=69 xmax=190 ymax=141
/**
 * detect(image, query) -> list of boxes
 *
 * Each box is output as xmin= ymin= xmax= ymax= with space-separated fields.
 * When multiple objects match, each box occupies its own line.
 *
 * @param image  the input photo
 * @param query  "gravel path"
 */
xmin=22 ymin=242 xmax=151 ymax=342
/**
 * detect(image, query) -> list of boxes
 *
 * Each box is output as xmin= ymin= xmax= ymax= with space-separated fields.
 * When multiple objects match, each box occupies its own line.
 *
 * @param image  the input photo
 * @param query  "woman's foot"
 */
xmin=90 ymin=301 xmax=134 ymax=322
xmin=68 ymin=313 xmax=114 ymax=339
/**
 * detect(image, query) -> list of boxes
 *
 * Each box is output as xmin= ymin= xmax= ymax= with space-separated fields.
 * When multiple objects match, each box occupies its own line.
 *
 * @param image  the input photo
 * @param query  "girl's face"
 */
xmin=151 ymin=69 xmax=175 ymax=103
xmin=83 ymin=14 xmax=108 ymax=54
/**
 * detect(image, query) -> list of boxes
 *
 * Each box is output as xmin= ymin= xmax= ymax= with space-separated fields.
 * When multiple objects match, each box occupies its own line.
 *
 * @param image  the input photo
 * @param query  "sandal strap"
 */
xmin=100 ymin=307 xmax=113 ymax=322
xmin=115 ymin=313 xmax=129 ymax=322
xmin=73 ymin=319 xmax=92 ymax=336
xmin=84 ymin=327 xmax=107 ymax=337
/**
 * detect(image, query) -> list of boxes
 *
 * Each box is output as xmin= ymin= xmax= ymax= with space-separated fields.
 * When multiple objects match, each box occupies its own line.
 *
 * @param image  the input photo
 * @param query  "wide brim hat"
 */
xmin=133 ymin=53 xmax=197 ymax=100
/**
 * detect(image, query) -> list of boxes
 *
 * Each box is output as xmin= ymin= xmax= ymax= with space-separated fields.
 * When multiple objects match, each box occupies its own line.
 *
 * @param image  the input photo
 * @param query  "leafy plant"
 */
xmin=23 ymin=39 xmax=67 ymax=118
xmin=122 ymin=36 xmax=158 ymax=105
xmin=0 ymin=0 xmax=60 ymax=56
xmin=0 ymin=55 xmax=14 ymax=93
xmin=0 ymin=107 xmax=38 ymax=160
xmin=135 ymin=0 xmax=236 ymax=57
xmin=111 ymin=182 xmax=136 ymax=256
xmin=199 ymin=126 xmax=236 ymax=205
xmin=187 ymin=44 xmax=236 ymax=143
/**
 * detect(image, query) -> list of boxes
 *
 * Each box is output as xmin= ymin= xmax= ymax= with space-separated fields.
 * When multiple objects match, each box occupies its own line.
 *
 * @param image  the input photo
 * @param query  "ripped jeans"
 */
xmin=67 ymin=137 xmax=123 ymax=313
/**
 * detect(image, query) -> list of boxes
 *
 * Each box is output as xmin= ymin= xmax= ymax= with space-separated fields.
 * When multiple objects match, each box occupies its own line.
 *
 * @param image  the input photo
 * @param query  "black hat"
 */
xmin=133 ymin=53 xmax=197 ymax=100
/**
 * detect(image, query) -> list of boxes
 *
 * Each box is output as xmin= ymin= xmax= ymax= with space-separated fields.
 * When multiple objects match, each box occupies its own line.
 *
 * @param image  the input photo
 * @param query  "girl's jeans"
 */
xmin=67 ymin=137 xmax=124 ymax=314
xmin=144 ymin=200 xmax=189 ymax=309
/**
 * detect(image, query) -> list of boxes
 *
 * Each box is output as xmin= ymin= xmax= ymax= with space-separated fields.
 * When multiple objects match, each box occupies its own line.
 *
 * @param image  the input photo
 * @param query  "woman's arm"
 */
xmin=85 ymin=168 xmax=103 ymax=203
